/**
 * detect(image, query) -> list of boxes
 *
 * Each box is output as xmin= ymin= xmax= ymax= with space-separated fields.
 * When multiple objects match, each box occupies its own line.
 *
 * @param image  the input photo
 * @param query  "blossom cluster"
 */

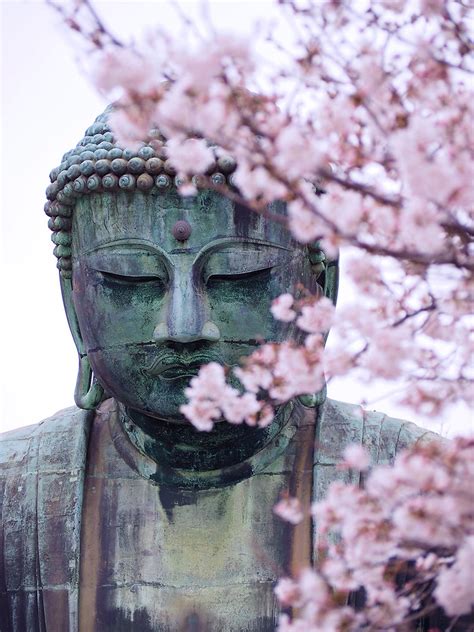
xmin=274 ymin=437 xmax=474 ymax=631
xmin=53 ymin=0 xmax=473 ymax=424
xmin=51 ymin=2 xmax=474 ymax=627
xmin=179 ymin=362 xmax=274 ymax=431
xmin=180 ymin=295 xmax=332 ymax=431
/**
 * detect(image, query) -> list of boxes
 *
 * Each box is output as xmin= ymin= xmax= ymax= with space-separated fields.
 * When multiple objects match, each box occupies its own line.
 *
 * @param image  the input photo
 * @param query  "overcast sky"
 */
xmin=1 ymin=0 xmax=471 ymax=437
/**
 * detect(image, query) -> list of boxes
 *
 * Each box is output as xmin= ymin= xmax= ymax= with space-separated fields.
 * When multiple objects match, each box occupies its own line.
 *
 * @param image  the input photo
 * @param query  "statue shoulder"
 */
xmin=313 ymin=398 xmax=443 ymax=550
xmin=0 ymin=406 xmax=93 ymax=475
xmin=317 ymin=398 xmax=442 ymax=466
xmin=0 ymin=407 xmax=94 ymax=627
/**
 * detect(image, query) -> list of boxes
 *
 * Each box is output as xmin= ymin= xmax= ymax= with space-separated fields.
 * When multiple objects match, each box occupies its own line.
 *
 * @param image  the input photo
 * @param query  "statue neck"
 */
xmin=118 ymin=401 xmax=303 ymax=489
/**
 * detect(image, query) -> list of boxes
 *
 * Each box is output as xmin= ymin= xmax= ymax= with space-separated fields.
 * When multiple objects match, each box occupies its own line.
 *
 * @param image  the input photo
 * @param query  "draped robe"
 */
xmin=0 ymin=398 xmax=438 ymax=632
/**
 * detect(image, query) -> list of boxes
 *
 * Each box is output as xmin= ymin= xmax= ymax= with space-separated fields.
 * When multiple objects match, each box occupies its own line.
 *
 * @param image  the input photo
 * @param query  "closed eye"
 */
xmin=207 ymin=267 xmax=273 ymax=283
xmin=100 ymin=271 xmax=165 ymax=284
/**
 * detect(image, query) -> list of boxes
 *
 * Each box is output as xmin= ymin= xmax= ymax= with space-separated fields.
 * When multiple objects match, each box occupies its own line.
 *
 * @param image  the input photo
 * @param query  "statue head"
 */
xmin=45 ymin=110 xmax=338 ymax=423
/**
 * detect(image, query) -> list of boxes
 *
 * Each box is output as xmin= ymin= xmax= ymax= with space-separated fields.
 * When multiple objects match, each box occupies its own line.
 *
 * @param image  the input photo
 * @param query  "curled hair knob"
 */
xmin=172 ymin=220 xmax=192 ymax=242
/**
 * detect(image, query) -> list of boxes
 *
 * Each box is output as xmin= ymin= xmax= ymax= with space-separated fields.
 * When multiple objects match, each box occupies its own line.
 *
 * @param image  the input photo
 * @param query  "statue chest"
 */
xmin=78 ymin=405 xmax=315 ymax=632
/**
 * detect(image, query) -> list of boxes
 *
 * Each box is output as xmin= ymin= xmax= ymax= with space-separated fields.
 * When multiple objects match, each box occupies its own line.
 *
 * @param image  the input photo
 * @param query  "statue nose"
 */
xmin=153 ymin=321 xmax=221 ymax=343
xmin=152 ymin=270 xmax=220 ymax=344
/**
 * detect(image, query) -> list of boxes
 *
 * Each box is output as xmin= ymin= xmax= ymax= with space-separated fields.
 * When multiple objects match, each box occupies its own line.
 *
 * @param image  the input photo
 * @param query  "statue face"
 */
xmin=71 ymin=190 xmax=320 ymax=421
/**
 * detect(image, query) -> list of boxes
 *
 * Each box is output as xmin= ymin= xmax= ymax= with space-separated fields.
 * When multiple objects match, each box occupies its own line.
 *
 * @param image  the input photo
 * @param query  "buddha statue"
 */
xmin=0 ymin=110 xmax=439 ymax=632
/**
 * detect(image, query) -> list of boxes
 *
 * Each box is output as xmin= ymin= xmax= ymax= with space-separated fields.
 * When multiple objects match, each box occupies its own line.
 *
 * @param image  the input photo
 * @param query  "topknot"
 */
xmin=45 ymin=108 xmax=237 ymax=278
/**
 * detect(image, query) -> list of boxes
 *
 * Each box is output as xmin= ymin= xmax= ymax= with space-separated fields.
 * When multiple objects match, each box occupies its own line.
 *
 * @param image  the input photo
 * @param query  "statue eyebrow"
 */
xmin=79 ymin=237 xmax=293 ymax=269
xmin=80 ymin=238 xmax=169 ymax=260
xmin=191 ymin=238 xmax=292 ymax=265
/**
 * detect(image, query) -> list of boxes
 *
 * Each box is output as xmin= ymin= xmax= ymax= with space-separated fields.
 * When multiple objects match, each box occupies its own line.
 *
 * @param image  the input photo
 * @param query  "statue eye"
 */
xmin=202 ymin=243 xmax=292 ymax=283
xmin=99 ymin=271 xmax=165 ymax=285
xmin=207 ymin=267 xmax=273 ymax=283
xmin=84 ymin=247 xmax=169 ymax=284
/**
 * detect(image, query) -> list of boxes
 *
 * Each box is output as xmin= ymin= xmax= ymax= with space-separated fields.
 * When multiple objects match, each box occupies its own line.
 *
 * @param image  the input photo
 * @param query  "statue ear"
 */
xmin=60 ymin=275 xmax=104 ymax=410
xmin=308 ymin=245 xmax=339 ymax=306
xmin=60 ymin=275 xmax=86 ymax=355
xmin=323 ymin=256 xmax=339 ymax=306
xmin=297 ymin=246 xmax=338 ymax=410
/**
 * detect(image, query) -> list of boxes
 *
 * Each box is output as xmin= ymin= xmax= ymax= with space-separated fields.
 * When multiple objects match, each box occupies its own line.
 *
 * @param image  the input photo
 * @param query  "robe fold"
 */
xmin=0 ymin=399 xmax=437 ymax=632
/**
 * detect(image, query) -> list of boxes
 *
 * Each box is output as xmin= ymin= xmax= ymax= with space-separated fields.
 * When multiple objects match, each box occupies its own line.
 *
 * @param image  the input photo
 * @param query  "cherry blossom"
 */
xmin=276 ymin=438 xmax=474 ymax=630
xmin=341 ymin=444 xmax=371 ymax=471
xmin=91 ymin=45 xmax=158 ymax=96
xmin=286 ymin=200 xmax=322 ymax=244
xmin=51 ymin=1 xmax=474 ymax=626
xmin=434 ymin=536 xmax=474 ymax=617
xmin=166 ymin=138 xmax=215 ymax=176
xmin=51 ymin=0 xmax=473 ymax=427
xmin=273 ymin=497 xmax=304 ymax=525
xmin=270 ymin=294 xmax=296 ymax=323
xmin=296 ymin=297 xmax=335 ymax=335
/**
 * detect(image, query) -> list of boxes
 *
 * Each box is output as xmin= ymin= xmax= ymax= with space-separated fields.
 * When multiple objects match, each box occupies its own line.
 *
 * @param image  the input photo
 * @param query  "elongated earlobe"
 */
xmin=75 ymin=354 xmax=104 ymax=410
xmin=308 ymin=246 xmax=339 ymax=306
xmin=298 ymin=384 xmax=327 ymax=408
xmin=61 ymin=276 xmax=104 ymax=409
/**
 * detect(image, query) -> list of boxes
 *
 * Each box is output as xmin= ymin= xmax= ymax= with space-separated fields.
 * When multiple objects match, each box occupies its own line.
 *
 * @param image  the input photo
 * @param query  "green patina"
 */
xmin=64 ymin=188 xmax=331 ymax=421
xmin=0 ymin=109 xmax=440 ymax=632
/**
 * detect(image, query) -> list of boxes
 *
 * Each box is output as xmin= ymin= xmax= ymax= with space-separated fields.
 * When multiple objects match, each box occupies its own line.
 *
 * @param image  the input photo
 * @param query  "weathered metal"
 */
xmin=0 ymin=399 xmax=437 ymax=631
xmin=0 ymin=111 xmax=440 ymax=631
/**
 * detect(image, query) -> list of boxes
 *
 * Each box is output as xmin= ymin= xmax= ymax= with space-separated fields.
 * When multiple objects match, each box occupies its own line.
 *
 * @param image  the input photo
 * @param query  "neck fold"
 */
xmin=117 ymin=401 xmax=304 ymax=489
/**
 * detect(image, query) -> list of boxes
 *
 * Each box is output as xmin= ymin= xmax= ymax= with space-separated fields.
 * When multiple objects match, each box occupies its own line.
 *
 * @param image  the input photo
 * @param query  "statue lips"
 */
xmin=154 ymin=364 xmax=202 ymax=381
xmin=144 ymin=351 xmax=225 ymax=382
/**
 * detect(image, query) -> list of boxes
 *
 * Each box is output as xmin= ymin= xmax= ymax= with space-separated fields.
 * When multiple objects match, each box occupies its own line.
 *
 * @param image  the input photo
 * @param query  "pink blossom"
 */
xmin=355 ymin=56 xmax=387 ymax=99
xmin=318 ymin=188 xmax=365 ymax=235
xmin=296 ymin=297 xmax=335 ymax=334
xmin=251 ymin=344 xmax=277 ymax=366
xmin=179 ymin=398 xmax=220 ymax=432
xmin=257 ymin=404 xmax=274 ymax=428
xmin=420 ymin=0 xmax=445 ymax=15
xmin=274 ymin=578 xmax=301 ymax=606
xmin=166 ymin=138 xmax=215 ymax=175
xmin=346 ymin=256 xmax=382 ymax=293
xmin=234 ymin=363 xmax=273 ymax=394
xmin=274 ymin=124 xmax=323 ymax=180
xmin=270 ymin=344 xmax=324 ymax=401
xmin=304 ymin=333 xmax=324 ymax=352
xmin=342 ymin=444 xmax=371 ymax=471
xmin=434 ymin=536 xmax=474 ymax=616
xmin=323 ymin=346 xmax=355 ymax=379
xmin=270 ymin=294 xmax=296 ymax=322
xmin=180 ymin=362 xmax=228 ymax=430
xmin=360 ymin=327 xmax=409 ymax=379
xmin=287 ymin=199 xmax=322 ymax=244
xmin=233 ymin=163 xmax=287 ymax=201
xmin=221 ymin=391 xmax=261 ymax=425
xmin=393 ymin=494 xmax=462 ymax=548
xmin=178 ymin=182 xmax=198 ymax=197
xmin=415 ymin=552 xmax=438 ymax=573
xmin=298 ymin=567 xmax=328 ymax=605
xmin=322 ymin=558 xmax=358 ymax=592
xmin=91 ymin=46 xmax=158 ymax=95
xmin=185 ymin=362 xmax=227 ymax=393
xmin=108 ymin=107 xmax=151 ymax=150
xmin=274 ymin=497 xmax=305 ymax=525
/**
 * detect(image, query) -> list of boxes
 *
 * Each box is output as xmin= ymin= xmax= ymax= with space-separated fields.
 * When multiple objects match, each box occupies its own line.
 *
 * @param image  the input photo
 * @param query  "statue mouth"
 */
xmin=155 ymin=364 xmax=202 ymax=381
xmin=143 ymin=350 xmax=226 ymax=381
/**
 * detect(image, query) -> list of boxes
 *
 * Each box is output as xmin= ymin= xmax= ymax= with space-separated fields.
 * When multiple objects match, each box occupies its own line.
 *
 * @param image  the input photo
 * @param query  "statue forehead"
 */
xmin=72 ymin=190 xmax=297 ymax=255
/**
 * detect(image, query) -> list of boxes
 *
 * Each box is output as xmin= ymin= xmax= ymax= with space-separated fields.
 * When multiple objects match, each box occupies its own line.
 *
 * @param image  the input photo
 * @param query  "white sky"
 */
xmin=1 ymin=0 xmax=471 ymax=437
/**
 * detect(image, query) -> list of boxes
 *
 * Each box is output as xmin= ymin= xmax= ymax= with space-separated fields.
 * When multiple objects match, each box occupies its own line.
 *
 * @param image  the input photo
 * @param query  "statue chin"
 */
xmin=91 ymin=368 xmax=193 ymax=424
xmin=88 ymin=346 xmax=248 ymax=425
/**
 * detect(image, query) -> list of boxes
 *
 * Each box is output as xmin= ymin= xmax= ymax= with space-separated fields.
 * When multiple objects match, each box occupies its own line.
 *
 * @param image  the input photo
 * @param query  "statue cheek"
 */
xmin=204 ymin=266 xmax=300 ymax=343
xmin=73 ymin=266 xmax=167 ymax=348
xmin=87 ymin=345 xmax=192 ymax=419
